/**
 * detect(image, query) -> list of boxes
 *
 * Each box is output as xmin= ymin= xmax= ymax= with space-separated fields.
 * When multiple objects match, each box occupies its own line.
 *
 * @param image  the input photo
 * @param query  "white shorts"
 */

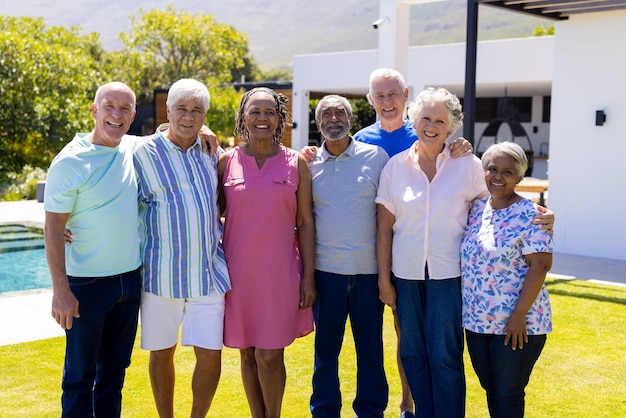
xmin=140 ymin=291 xmax=225 ymax=351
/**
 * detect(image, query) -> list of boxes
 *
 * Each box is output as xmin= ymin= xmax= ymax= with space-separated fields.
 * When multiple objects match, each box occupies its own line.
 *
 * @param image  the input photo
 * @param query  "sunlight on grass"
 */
xmin=1 ymin=277 xmax=625 ymax=417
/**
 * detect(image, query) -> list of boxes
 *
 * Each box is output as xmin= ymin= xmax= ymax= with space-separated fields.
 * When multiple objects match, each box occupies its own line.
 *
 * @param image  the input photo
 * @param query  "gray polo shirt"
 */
xmin=309 ymin=138 xmax=389 ymax=275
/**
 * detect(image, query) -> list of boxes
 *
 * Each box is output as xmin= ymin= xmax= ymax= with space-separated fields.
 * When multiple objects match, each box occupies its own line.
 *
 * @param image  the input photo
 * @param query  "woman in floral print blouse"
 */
xmin=460 ymin=141 xmax=554 ymax=418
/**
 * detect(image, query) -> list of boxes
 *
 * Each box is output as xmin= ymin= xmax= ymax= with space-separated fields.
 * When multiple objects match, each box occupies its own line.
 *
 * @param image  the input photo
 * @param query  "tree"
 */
xmin=533 ymin=25 xmax=555 ymax=36
xmin=0 ymin=8 xmax=263 ymax=184
xmin=0 ymin=16 xmax=103 ymax=182
xmin=205 ymin=83 xmax=245 ymax=145
xmin=231 ymin=50 xmax=263 ymax=84
xmin=116 ymin=5 xmax=251 ymax=100
xmin=258 ymin=68 xmax=293 ymax=82
xmin=110 ymin=5 xmax=256 ymax=139
xmin=350 ymin=98 xmax=377 ymax=133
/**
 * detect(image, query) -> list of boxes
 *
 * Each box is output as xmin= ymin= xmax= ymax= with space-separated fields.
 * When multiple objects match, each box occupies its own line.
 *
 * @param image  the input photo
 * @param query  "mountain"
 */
xmin=0 ymin=0 xmax=549 ymax=70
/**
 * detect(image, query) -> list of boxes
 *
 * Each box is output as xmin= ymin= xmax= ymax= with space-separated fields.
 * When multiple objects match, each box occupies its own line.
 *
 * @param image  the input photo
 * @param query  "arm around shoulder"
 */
xmin=533 ymin=206 xmax=555 ymax=234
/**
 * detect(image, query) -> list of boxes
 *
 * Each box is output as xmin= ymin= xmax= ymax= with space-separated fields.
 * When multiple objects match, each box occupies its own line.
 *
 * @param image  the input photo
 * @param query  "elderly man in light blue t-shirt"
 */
xmin=44 ymin=82 xmax=141 ymax=418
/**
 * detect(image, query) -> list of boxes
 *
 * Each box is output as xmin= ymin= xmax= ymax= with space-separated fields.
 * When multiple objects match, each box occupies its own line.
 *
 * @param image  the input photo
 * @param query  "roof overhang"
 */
xmin=477 ymin=0 xmax=626 ymax=21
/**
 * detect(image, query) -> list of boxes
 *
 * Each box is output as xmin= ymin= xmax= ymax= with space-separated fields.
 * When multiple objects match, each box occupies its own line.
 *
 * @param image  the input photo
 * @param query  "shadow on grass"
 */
xmin=545 ymin=278 xmax=626 ymax=306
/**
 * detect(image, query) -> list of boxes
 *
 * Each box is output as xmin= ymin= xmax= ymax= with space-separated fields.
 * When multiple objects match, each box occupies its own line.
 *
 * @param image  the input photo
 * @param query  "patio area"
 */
xmin=0 ymin=200 xmax=624 ymax=346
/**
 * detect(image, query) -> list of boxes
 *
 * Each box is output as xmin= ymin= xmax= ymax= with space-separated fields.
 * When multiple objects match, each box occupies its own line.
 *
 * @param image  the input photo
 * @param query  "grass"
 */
xmin=1 ymin=277 xmax=625 ymax=417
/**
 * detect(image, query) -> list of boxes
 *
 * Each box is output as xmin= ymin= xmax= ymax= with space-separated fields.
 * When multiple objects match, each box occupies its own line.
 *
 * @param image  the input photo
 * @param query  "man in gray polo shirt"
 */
xmin=308 ymin=95 xmax=389 ymax=417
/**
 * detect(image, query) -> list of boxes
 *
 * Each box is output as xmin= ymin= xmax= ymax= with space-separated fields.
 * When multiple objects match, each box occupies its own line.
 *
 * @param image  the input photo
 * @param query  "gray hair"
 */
xmin=481 ymin=142 xmax=528 ymax=178
xmin=315 ymin=95 xmax=353 ymax=122
xmin=166 ymin=79 xmax=210 ymax=113
xmin=368 ymin=68 xmax=407 ymax=96
xmin=407 ymin=87 xmax=463 ymax=139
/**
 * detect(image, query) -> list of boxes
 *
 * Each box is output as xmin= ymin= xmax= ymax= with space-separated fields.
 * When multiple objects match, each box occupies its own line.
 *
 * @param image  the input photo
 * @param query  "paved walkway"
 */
xmin=1 ymin=200 xmax=625 ymax=346
xmin=0 ymin=199 xmax=45 ymax=227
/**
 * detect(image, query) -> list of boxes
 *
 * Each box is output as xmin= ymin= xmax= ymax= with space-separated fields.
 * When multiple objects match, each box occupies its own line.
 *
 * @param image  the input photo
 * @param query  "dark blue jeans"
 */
xmin=395 ymin=276 xmax=466 ymax=418
xmin=310 ymin=271 xmax=388 ymax=418
xmin=465 ymin=330 xmax=546 ymax=418
xmin=62 ymin=268 xmax=141 ymax=418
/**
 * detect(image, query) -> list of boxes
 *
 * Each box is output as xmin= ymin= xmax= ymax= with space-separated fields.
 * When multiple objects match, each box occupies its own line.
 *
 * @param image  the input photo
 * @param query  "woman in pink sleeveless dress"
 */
xmin=218 ymin=87 xmax=315 ymax=418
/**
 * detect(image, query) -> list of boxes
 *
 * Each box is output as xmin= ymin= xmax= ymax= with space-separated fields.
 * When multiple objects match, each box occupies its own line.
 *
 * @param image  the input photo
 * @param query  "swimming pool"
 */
xmin=0 ymin=224 xmax=51 ymax=294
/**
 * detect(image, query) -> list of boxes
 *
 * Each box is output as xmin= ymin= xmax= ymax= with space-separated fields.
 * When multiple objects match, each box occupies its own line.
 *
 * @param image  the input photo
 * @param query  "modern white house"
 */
xmin=290 ymin=1 xmax=626 ymax=262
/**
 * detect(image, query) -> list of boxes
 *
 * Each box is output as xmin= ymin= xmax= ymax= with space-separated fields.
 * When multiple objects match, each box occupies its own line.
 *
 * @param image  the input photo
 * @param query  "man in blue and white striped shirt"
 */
xmin=134 ymin=78 xmax=231 ymax=417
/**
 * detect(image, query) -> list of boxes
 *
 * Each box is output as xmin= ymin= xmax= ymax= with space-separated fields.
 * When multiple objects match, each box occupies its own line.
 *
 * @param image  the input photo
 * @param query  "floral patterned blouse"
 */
xmin=461 ymin=196 xmax=554 ymax=335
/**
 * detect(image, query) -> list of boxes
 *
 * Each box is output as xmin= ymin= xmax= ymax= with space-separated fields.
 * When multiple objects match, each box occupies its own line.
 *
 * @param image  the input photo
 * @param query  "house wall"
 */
xmin=292 ymin=37 xmax=554 ymax=166
xmin=293 ymin=10 xmax=626 ymax=260
xmin=292 ymin=49 xmax=378 ymax=148
xmin=549 ymin=10 xmax=626 ymax=260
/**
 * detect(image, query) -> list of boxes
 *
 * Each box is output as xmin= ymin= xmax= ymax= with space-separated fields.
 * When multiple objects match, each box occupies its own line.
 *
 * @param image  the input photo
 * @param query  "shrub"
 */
xmin=0 ymin=165 xmax=47 ymax=201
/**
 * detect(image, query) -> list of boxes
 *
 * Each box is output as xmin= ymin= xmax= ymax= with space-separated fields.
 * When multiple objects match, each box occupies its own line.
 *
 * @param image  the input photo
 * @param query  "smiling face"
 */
xmin=484 ymin=151 xmax=523 ymax=201
xmin=91 ymin=83 xmax=136 ymax=147
xmin=368 ymin=77 xmax=409 ymax=131
xmin=243 ymin=91 xmax=279 ymax=142
xmin=413 ymin=101 xmax=451 ymax=149
xmin=317 ymin=97 xmax=352 ymax=141
xmin=166 ymin=97 xmax=206 ymax=146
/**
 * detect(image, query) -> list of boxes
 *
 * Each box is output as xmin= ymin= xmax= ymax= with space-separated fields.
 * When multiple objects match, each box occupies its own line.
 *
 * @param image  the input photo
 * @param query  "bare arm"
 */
xmin=44 ymin=211 xmax=79 ymax=330
xmin=376 ymin=204 xmax=397 ymax=310
xmin=503 ymin=252 xmax=553 ymax=350
xmin=217 ymin=152 xmax=229 ymax=216
xmin=296 ymin=154 xmax=316 ymax=308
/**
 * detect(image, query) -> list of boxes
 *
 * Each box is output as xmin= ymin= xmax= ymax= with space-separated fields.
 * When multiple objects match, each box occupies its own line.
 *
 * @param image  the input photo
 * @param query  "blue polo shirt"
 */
xmin=353 ymin=119 xmax=417 ymax=157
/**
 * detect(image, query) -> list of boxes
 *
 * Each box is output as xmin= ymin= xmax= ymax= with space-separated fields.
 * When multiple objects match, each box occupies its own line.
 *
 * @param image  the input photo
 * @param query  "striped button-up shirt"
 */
xmin=134 ymin=131 xmax=231 ymax=298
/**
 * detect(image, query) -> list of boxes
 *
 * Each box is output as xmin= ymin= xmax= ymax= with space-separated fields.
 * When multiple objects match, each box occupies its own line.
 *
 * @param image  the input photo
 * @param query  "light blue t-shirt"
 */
xmin=353 ymin=119 xmax=417 ymax=157
xmin=44 ymin=134 xmax=141 ymax=277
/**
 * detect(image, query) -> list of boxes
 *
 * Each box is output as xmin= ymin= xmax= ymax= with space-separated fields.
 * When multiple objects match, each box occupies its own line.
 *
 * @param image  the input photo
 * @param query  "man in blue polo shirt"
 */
xmin=308 ymin=95 xmax=390 ymax=417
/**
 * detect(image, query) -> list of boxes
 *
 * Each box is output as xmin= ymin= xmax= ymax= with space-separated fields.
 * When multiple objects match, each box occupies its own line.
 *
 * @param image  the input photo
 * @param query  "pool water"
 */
xmin=0 ymin=225 xmax=51 ymax=294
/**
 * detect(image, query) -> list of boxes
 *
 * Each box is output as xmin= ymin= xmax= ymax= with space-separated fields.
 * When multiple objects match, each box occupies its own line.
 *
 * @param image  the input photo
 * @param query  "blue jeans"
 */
xmin=62 ymin=268 xmax=141 ymax=418
xmin=395 ymin=276 xmax=465 ymax=418
xmin=465 ymin=330 xmax=546 ymax=418
xmin=310 ymin=271 xmax=388 ymax=418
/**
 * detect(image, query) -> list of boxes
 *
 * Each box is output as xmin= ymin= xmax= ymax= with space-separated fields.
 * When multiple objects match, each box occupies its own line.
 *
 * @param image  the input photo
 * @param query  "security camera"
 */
xmin=372 ymin=17 xmax=389 ymax=29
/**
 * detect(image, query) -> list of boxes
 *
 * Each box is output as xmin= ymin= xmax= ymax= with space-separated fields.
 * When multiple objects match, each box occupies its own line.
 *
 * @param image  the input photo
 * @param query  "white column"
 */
xmin=290 ymin=87 xmax=310 ymax=151
xmin=377 ymin=0 xmax=411 ymax=77
xmin=376 ymin=1 xmax=447 ymax=82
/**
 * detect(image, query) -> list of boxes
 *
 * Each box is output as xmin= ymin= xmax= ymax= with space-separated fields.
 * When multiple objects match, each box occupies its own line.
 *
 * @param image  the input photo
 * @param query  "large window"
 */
xmin=465 ymin=97 xmax=533 ymax=122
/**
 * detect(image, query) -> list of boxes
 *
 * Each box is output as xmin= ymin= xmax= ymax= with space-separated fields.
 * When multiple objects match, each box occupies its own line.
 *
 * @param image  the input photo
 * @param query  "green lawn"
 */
xmin=1 ymin=277 xmax=625 ymax=417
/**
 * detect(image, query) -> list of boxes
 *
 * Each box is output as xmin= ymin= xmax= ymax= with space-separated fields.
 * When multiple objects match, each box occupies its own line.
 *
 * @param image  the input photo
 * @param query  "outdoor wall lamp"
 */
xmin=595 ymin=110 xmax=606 ymax=126
xmin=372 ymin=17 xmax=390 ymax=29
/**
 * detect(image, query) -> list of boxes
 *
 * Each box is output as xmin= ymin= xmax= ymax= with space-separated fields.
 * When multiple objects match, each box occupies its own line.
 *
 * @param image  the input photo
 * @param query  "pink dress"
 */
xmin=222 ymin=146 xmax=313 ymax=349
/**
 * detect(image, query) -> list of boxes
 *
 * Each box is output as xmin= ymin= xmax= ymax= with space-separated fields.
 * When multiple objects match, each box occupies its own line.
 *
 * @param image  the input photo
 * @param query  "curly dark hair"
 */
xmin=234 ymin=87 xmax=292 ymax=144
